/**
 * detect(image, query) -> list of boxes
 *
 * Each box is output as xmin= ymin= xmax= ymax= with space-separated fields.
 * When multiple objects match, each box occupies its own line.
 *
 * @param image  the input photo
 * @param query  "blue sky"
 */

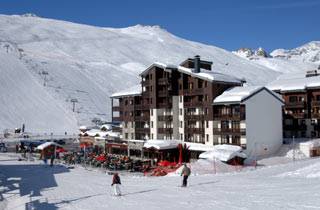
xmin=0 ymin=0 xmax=319 ymax=52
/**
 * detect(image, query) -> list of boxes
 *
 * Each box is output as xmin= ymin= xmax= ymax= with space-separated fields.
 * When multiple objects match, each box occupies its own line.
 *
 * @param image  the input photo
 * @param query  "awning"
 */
xmin=36 ymin=142 xmax=62 ymax=150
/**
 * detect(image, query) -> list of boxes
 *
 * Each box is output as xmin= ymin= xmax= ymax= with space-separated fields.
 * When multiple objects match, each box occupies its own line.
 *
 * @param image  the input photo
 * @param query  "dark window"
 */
xmin=289 ymin=96 xmax=298 ymax=103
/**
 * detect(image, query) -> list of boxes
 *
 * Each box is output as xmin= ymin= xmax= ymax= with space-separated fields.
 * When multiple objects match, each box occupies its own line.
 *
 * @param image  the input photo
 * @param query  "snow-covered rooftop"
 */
xmin=143 ymin=140 xmax=180 ymax=150
xmin=139 ymin=62 xmax=177 ymax=76
xmin=213 ymin=86 xmax=283 ymax=104
xmin=111 ymin=85 xmax=142 ymax=98
xmin=199 ymin=144 xmax=247 ymax=162
xmin=185 ymin=142 xmax=214 ymax=152
xmin=177 ymin=66 xmax=242 ymax=84
xmin=267 ymin=74 xmax=320 ymax=92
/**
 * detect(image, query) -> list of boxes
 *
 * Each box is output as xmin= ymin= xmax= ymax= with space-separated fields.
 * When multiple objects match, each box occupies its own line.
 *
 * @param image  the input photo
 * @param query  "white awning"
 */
xmin=36 ymin=142 xmax=62 ymax=150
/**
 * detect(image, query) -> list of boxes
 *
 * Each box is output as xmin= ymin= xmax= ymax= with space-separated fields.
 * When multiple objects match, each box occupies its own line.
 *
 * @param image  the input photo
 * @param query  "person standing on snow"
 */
xmin=181 ymin=163 xmax=191 ymax=187
xmin=111 ymin=172 xmax=121 ymax=196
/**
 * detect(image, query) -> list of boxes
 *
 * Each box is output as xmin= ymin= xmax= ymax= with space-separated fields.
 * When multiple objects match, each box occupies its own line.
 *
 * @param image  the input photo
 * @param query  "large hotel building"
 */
xmin=111 ymin=56 xmax=284 ymax=157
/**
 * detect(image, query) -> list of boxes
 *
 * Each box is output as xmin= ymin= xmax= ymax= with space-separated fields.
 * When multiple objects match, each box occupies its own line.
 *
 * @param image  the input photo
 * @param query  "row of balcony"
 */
xmin=213 ymin=113 xmax=245 ymax=120
xmin=213 ymin=128 xmax=246 ymax=135
xmin=182 ymin=89 xmax=204 ymax=96
xmin=158 ymin=115 xmax=173 ymax=121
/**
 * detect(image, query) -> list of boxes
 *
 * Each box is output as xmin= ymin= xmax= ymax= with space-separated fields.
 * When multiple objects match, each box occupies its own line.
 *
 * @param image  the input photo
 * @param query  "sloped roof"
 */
xmin=110 ymin=85 xmax=142 ymax=98
xmin=139 ymin=62 xmax=177 ymax=76
xmin=177 ymin=66 xmax=242 ymax=84
xmin=213 ymin=86 xmax=284 ymax=104
xmin=267 ymin=75 xmax=320 ymax=92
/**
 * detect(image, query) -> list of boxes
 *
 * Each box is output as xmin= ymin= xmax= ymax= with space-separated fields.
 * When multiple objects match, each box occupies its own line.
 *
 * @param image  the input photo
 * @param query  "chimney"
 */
xmin=193 ymin=55 xmax=200 ymax=73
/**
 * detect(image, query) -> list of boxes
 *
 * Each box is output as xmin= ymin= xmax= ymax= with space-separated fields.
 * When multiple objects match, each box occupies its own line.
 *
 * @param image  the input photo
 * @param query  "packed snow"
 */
xmin=2 ymin=152 xmax=320 ymax=209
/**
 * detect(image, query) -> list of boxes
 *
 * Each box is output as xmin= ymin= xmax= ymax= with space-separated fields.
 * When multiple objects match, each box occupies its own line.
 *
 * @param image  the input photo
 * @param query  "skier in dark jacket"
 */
xmin=181 ymin=163 xmax=191 ymax=187
xmin=111 ymin=173 xmax=121 ymax=196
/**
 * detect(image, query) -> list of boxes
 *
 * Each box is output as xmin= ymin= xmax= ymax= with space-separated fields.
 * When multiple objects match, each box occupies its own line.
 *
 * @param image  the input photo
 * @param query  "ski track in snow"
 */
xmin=1 ymin=153 xmax=320 ymax=210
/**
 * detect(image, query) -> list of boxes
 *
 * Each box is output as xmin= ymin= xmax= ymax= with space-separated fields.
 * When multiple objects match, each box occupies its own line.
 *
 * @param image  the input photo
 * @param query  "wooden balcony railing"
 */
xmin=184 ymin=128 xmax=205 ymax=134
xmin=134 ymin=115 xmax=150 ymax=121
xmin=158 ymin=115 xmax=173 ymax=121
xmin=213 ymin=113 xmax=245 ymax=120
xmin=312 ymin=113 xmax=320 ymax=119
xmin=312 ymin=101 xmax=320 ymax=107
xmin=286 ymin=112 xmax=307 ymax=119
xmin=112 ymin=106 xmax=120 ymax=111
xmin=285 ymin=101 xmax=306 ymax=109
xmin=158 ymin=128 xmax=173 ymax=134
xmin=213 ymin=128 xmax=246 ymax=135
xmin=135 ymin=128 xmax=150 ymax=133
xmin=112 ymin=117 xmax=122 ymax=122
xmin=184 ymin=114 xmax=205 ymax=121
xmin=283 ymin=124 xmax=307 ymax=131
xmin=182 ymin=89 xmax=204 ymax=95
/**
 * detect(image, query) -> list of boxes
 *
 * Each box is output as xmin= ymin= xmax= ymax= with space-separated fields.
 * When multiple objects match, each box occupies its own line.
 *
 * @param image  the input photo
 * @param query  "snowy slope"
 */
xmin=0 ymin=14 xmax=285 ymax=133
xmin=0 ymin=47 xmax=78 ymax=134
xmin=1 ymin=153 xmax=320 ymax=210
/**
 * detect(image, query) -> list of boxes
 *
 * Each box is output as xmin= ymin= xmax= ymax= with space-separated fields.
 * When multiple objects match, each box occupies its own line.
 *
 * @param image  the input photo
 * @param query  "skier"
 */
xmin=111 ymin=172 xmax=121 ymax=196
xmin=180 ymin=163 xmax=191 ymax=187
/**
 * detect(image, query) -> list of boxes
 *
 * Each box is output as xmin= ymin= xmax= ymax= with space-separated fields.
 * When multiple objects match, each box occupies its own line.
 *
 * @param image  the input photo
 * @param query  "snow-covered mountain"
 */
xmin=233 ymin=42 xmax=320 ymax=74
xmin=0 ymin=14 xmax=317 ymax=134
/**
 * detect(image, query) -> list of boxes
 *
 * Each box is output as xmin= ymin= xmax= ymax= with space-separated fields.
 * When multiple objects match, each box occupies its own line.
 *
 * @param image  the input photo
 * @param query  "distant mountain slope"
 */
xmin=0 ymin=14 xmax=315 ymax=133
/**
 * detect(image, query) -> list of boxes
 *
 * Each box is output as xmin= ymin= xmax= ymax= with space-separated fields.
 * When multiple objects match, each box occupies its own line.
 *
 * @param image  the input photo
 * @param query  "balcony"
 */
xmin=184 ymin=114 xmax=205 ymax=121
xmin=134 ymin=104 xmax=149 ymax=110
xmin=185 ymin=128 xmax=205 ymax=134
xmin=134 ymin=115 xmax=150 ymax=121
xmin=112 ymin=117 xmax=122 ymax=122
xmin=312 ymin=113 xmax=320 ymax=119
xmin=158 ymin=115 xmax=173 ymax=121
xmin=213 ymin=113 xmax=245 ymax=120
xmin=158 ymin=90 xmax=169 ymax=97
xmin=142 ymin=80 xmax=150 ymax=87
xmin=213 ymin=128 xmax=246 ymax=135
xmin=184 ymin=101 xmax=205 ymax=108
xmin=283 ymin=124 xmax=307 ymax=131
xmin=158 ymin=128 xmax=173 ymax=134
xmin=182 ymin=89 xmax=204 ymax=96
xmin=285 ymin=101 xmax=306 ymax=109
xmin=112 ymin=106 xmax=120 ymax=111
xmin=158 ymin=78 xmax=169 ymax=85
xmin=286 ymin=112 xmax=307 ymax=119
xmin=312 ymin=101 xmax=320 ymax=107
xmin=135 ymin=128 xmax=150 ymax=133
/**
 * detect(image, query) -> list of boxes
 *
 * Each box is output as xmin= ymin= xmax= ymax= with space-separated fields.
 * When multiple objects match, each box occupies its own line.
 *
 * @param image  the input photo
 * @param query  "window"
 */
xmin=179 ymin=108 xmax=183 ymax=115
xmin=180 ymin=96 xmax=182 ymax=103
xmin=151 ymin=109 xmax=153 ymax=116
xmin=151 ymin=134 xmax=154 ymax=139
xmin=180 ymin=134 xmax=183 ymax=140
xmin=180 ymin=121 xmax=183 ymax=128
xmin=206 ymin=121 xmax=209 ymax=128
xmin=316 ymin=95 xmax=320 ymax=101
xmin=131 ymin=133 xmax=134 ymax=139
xmin=206 ymin=134 xmax=209 ymax=142
xmin=125 ymin=133 xmax=128 ymax=139
xmin=289 ymin=96 xmax=298 ymax=103
xmin=205 ymin=95 xmax=208 ymax=101
xmin=151 ymin=121 xmax=154 ymax=128
xmin=198 ymin=80 xmax=203 ymax=88
xmin=125 ymin=100 xmax=128 ymax=105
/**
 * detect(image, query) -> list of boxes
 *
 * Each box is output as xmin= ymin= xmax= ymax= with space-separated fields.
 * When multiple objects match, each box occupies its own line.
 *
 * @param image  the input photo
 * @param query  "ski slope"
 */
xmin=1 ymin=153 xmax=320 ymax=210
